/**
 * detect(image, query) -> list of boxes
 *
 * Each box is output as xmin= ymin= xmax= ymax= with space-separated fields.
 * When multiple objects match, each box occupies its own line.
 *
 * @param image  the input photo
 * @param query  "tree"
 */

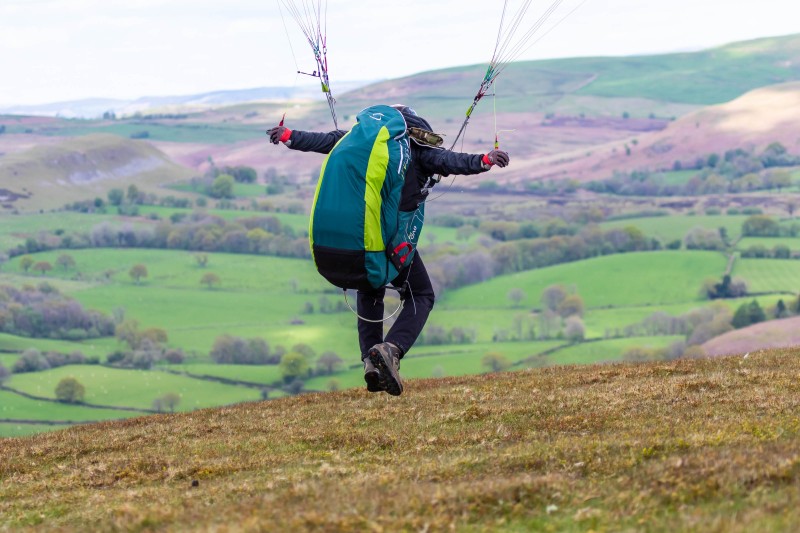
xmin=55 ymin=377 xmax=85 ymax=403
xmin=0 ymin=363 xmax=9 ymax=384
xmin=126 ymin=184 xmax=141 ymax=204
xmin=129 ymin=264 xmax=148 ymax=284
xmin=226 ymin=166 xmax=258 ymax=183
xmin=731 ymin=300 xmax=767 ymax=329
xmin=115 ymin=319 xmax=143 ymax=350
xmin=765 ymin=170 xmax=792 ymax=192
xmin=20 ymin=255 xmax=34 ymax=273
xmin=194 ymin=253 xmax=209 ymax=267
xmin=291 ymin=343 xmax=316 ymax=359
xmin=56 ymin=254 xmax=76 ymax=271
xmin=776 ymin=299 xmax=788 ymax=319
xmin=13 ymin=349 xmax=51 ymax=373
xmin=622 ymin=347 xmax=658 ymax=363
xmin=742 ymin=215 xmax=780 ymax=237
xmin=541 ymin=284 xmax=568 ymax=311
xmin=706 ymin=275 xmax=748 ymax=299
xmin=482 ymin=352 xmax=511 ymax=373
xmin=507 ymin=288 xmax=526 ymax=308
xmin=162 ymin=392 xmax=181 ymax=413
xmin=564 ymin=316 xmax=585 ymax=343
xmin=210 ymin=174 xmax=235 ymax=199
xmin=279 ymin=352 xmax=309 ymax=382
xmin=142 ymin=327 xmax=168 ymax=345
xmin=201 ymin=272 xmax=221 ymax=289
xmin=557 ymin=294 xmax=585 ymax=318
xmin=108 ymin=188 xmax=124 ymax=206
xmin=316 ymin=351 xmax=343 ymax=375
xmin=33 ymin=261 xmax=53 ymax=276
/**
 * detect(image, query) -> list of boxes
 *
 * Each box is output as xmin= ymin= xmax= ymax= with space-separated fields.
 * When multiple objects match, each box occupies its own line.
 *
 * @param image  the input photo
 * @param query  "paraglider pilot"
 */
xmin=267 ymin=105 xmax=509 ymax=396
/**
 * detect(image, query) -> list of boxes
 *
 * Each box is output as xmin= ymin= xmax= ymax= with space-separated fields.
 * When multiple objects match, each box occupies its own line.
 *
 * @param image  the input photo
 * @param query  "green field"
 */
xmin=0 ymin=423 xmax=65 ymax=438
xmin=0 ymin=212 xmax=125 ymax=251
xmin=0 ymin=333 xmax=116 ymax=359
xmin=0 ymin=353 xmax=19 ymax=368
xmin=172 ymin=363 xmax=284 ymax=386
xmin=6 ymin=365 xmax=261 ymax=411
xmin=543 ymin=336 xmax=685 ymax=365
xmin=737 ymin=237 xmax=800 ymax=251
xmin=601 ymin=215 xmax=750 ymax=242
xmin=0 ymin=389 xmax=137 ymax=422
xmin=441 ymin=251 xmax=727 ymax=310
xmin=5 ymin=248 xmax=361 ymax=357
xmin=658 ymin=169 xmax=701 ymax=185
xmin=733 ymin=258 xmax=800 ymax=293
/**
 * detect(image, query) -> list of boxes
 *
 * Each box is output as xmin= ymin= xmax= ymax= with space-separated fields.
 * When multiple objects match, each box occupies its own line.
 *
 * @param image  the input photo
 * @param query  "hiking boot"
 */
xmin=363 ymin=356 xmax=384 ymax=393
xmin=367 ymin=343 xmax=403 ymax=396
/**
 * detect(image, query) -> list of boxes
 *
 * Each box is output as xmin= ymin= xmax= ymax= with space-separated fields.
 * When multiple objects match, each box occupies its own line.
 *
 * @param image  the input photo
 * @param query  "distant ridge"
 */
xmin=0 ymin=80 xmax=376 ymax=119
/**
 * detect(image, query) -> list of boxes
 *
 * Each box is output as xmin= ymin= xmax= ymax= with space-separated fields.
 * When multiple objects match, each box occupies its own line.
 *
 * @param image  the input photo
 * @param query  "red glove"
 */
xmin=267 ymin=126 xmax=292 ymax=145
xmin=482 ymin=150 xmax=510 ymax=168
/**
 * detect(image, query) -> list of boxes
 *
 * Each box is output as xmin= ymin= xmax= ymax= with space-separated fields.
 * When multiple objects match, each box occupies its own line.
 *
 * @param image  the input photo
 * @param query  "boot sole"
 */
xmin=364 ymin=368 xmax=384 ymax=393
xmin=368 ymin=347 xmax=403 ymax=396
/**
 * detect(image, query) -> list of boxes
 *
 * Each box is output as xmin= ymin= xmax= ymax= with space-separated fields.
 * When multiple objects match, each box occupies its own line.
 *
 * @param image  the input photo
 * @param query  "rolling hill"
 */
xmin=0 ymin=134 xmax=194 ymax=211
xmin=1 ymin=34 xmax=799 ymax=193
xmin=505 ymin=81 xmax=800 ymax=184
xmin=2 ymin=349 xmax=798 ymax=530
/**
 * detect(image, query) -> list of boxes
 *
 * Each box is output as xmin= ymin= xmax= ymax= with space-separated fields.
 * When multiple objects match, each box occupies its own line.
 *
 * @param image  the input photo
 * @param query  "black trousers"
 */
xmin=357 ymin=252 xmax=435 ymax=359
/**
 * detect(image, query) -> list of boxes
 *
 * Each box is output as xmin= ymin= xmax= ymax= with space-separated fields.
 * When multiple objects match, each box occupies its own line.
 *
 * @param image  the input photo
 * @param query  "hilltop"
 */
xmin=506 ymin=81 xmax=800 ymax=184
xmin=2 ymin=349 xmax=799 ymax=531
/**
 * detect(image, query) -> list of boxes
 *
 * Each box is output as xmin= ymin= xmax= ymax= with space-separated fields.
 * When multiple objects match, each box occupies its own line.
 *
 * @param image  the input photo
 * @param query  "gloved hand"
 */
xmin=267 ymin=126 xmax=292 ymax=145
xmin=482 ymin=150 xmax=510 ymax=168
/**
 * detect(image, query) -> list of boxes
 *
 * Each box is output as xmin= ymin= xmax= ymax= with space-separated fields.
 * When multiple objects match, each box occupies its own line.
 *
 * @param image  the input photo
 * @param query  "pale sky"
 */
xmin=1 ymin=0 xmax=798 ymax=106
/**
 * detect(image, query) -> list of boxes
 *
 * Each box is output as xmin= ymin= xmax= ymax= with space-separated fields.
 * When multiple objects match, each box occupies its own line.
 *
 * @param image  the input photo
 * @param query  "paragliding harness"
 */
xmin=309 ymin=105 xmax=424 ymax=297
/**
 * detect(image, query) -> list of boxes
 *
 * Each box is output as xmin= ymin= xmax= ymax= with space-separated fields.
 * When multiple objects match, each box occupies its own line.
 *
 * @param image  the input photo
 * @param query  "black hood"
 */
xmin=401 ymin=111 xmax=433 ymax=132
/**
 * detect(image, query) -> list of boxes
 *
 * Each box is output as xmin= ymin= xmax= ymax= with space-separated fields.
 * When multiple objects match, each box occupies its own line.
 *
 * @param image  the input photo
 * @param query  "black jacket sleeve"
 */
xmin=415 ymin=146 xmax=488 ymax=177
xmin=286 ymin=129 xmax=347 ymax=154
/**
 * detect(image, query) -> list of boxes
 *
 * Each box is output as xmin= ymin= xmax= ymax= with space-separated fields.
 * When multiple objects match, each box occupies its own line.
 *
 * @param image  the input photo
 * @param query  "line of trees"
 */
xmin=12 ymin=348 xmax=96 ymax=373
xmin=587 ymin=143 xmax=800 ymax=197
xmin=5 ymin=213 xmax=310 ymax=261
xmin=0 ymin=283 xmax=115 ymax=340
xmin=487 ymin=225 xmax=660 ymax=276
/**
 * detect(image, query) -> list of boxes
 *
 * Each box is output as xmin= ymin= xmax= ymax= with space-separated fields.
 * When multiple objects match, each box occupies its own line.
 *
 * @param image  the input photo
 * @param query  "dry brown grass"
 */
xmin=2 ymin=349 xmax=800 ymax=532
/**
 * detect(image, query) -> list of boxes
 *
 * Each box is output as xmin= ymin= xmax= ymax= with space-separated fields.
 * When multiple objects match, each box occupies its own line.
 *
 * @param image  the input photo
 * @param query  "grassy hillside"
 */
xmin=6 ymin=365 xmax=261 ymax=411
xmin=2 ymin=349 xmax=799 ymax=531
xmin=441 ymin=251 xmax=727 ymax=309
xmin=0 ymin=134 xmax=194 ymax=211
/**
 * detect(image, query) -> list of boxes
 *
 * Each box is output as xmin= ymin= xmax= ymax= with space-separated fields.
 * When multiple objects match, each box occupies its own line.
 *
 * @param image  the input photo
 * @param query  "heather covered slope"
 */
xmin=703 ymin=315 xmax=800 ymax=356
xmin=2 ymin=349 xmax=799 ymax=531
xmin=504 ymin=81 xmax=800 ymax=184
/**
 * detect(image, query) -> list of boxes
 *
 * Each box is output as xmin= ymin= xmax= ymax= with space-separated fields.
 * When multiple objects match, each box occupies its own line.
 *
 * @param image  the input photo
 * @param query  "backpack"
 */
xmin=309 ymin=105 xmax=423 ymax=291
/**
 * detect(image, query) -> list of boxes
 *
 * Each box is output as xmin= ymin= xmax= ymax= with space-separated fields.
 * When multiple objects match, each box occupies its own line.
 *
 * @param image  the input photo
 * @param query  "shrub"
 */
xmin=13 ymin=349 xmax=51 ymax=373
xmin=55 ymin=377 xmax=85 ymax=403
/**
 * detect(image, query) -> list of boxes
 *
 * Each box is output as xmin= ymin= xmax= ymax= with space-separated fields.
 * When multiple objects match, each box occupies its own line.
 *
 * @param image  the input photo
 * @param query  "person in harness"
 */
xmin=267 ymin=105 xmax=509 ymax=396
